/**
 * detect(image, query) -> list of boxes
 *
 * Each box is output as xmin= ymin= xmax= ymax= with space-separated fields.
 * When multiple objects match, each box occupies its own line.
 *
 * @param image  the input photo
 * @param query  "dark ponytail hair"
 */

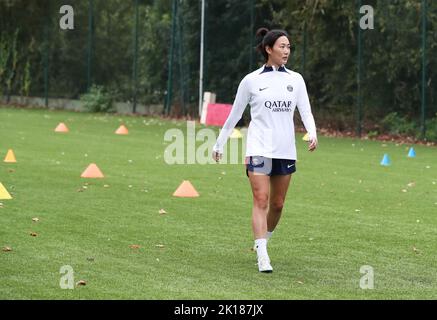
xmin=256 ymin=28 xmax=289 ymax=62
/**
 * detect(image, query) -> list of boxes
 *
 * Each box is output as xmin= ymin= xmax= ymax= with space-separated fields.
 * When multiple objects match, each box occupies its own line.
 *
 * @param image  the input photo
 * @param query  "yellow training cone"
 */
xmin=0 ymin=182 xmax=12 ymax=200
xmin=81 ymin=163 xmax=104 ymax=178
xmin=230 ymin=128 xmax=243 ymax=139
xmin=173 ymin=180 xmax=199 ymax=198
xmin=4 ymin=149 xmax=16 ymax=163
xmin=302 ymin=133 xmax=310 ymax=141
xmin=115 ymin=125 xmax=129 ymax=135
xmin=55 ymin=122 xmax=69 ymax=133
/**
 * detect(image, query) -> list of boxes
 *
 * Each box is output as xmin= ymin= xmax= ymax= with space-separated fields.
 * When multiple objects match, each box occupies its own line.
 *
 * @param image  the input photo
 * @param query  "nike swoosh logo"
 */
xmin=259 ymin=87 xmax=269 ymax=91
xmin=287 ymin=164 xmax=295 ymax=168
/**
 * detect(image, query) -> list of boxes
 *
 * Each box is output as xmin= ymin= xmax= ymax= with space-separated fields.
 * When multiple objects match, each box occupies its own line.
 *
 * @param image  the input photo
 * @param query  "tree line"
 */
xmin=1 ymin=0 xmax=436 ymax=139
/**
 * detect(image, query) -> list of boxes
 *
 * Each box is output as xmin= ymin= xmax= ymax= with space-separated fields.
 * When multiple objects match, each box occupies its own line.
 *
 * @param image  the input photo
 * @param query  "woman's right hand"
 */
xmin=212 ymin=151 xmax=222 ymax=163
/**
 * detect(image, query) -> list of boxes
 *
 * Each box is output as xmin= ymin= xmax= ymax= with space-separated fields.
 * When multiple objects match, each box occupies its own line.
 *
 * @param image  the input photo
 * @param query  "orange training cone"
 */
xmin=115 ymin=125 xmax=129 ymax=135
xmin=4 ymin=149 xmax=17 ymax=163
xmin=81 ymin=163 xmax=104 ymax=178
xmin=173 ymin=180 xmax=199 ymax=198
xmin=55 ymin=122 xmax=69 ymax=133
xmin=0 ymin=182 xmax=12 ymax=200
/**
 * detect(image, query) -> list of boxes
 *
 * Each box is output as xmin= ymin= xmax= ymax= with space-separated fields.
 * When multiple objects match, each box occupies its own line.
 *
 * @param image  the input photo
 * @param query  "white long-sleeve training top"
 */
xmin=213 ymin=64 xmax=317 ymax=160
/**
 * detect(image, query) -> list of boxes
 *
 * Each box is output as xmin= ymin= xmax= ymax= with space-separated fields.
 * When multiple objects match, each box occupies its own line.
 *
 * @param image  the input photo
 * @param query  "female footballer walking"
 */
xmin=213 ymin=28 xmax=317 ymax=272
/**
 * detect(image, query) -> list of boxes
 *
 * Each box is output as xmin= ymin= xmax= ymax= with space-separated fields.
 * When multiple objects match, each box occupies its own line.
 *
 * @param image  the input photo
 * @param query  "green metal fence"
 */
xmin=0 ymin=0 xmax=436 ymax=140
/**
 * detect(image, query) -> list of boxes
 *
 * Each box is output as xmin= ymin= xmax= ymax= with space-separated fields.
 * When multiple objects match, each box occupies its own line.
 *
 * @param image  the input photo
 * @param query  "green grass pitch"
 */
xmin=1 ymin=106 xmax=436 ymax=299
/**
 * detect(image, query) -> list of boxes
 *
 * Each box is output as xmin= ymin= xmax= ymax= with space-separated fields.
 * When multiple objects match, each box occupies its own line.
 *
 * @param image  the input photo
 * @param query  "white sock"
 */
xmin=254 ymin=238 xmax=268 ymax=258
xmin=266 ymin=231 xmax=273 ymax=240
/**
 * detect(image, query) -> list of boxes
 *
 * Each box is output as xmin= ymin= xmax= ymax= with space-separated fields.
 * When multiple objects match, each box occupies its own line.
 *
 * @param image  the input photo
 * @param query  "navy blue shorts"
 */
xmin=245 ymin=156 xmax=296 ymax=177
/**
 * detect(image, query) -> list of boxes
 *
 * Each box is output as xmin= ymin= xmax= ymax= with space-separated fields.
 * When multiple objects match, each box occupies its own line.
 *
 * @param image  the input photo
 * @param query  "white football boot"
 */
xmin=257 ymin=255 xmax=273 ymax=273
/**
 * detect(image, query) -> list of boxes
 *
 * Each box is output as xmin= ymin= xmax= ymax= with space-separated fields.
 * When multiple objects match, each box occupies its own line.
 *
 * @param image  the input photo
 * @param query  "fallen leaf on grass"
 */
xmin=297 ymin=280 xmax=304 ymax=285
xmin=159 ymin=209 xmax=167 ymax=215
xmin=32 ymin=218 xmax=39 ymax=222
xmin=30 ymin=232 xmax=38 ymax=237
xmin=155 ymin=244 xmax=165 ymax=248
xmin=129 ymin=244 xmax=141 ymax=249
xmin=76 ymin=280 xmax=87 ymax=286
xmin=2 ymin=246 xmax=12 ymax=252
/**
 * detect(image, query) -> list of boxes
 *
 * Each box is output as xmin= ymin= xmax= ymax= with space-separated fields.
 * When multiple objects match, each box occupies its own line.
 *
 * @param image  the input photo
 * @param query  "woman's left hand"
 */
xmin=308 ymin=137 xmax=318 ymax=152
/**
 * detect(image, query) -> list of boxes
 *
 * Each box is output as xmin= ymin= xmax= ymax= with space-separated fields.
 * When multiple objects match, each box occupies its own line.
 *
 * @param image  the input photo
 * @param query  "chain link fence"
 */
xmin=1 ymin=0 xmax=436 ymax=139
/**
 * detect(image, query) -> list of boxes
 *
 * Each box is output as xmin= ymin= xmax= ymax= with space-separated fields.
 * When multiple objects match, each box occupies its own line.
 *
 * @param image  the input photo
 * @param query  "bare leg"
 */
xmin=267 ymin=174 xmax=292 ymax=232
xmin=248 ymin=172 xmax=270 ymax=239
